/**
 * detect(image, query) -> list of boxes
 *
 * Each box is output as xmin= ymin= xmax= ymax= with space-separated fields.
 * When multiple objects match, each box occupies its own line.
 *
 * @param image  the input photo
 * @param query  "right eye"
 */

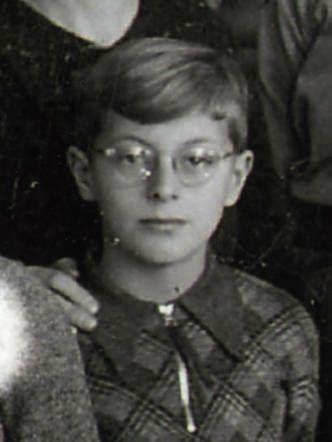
xmin=115 ymin=146 xmax=147 ymax=166
xmin=181 ymin=147 xmax=221 ymax=170
xmin=96 ymin=145 xmax=154 ymax=182
xmin=117 ymin=152 xmax=141 ymax=164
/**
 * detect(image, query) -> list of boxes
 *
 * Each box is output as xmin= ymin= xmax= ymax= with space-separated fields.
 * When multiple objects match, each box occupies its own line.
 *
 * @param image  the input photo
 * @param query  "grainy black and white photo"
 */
xmin=0 ymin=1 xmax=330 ymax=441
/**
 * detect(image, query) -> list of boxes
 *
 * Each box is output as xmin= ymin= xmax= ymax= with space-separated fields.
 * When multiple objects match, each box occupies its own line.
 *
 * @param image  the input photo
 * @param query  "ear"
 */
xmin=225 ymin=150 xmax=254 ymax=207
xmin=67 ymin=146 xmax=96 ymax=201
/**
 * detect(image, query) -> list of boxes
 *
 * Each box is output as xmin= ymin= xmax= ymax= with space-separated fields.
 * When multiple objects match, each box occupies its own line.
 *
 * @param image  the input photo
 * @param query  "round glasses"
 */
xmin=94 ymin=143 xmax=234 ymax=187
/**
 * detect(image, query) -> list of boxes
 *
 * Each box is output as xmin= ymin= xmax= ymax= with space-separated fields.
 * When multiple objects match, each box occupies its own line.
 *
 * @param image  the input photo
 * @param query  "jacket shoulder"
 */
xmin=234 ymin=268 xmax=308 ymax=319
xmin=232 ymin=268 xmax=318 ymax=353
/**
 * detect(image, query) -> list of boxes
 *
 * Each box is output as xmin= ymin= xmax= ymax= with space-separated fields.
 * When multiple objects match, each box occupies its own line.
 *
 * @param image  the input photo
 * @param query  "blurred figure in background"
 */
xmin=259 ymin=0 xmax=332 ymax=205
xmin=258 ymin=1 xmax=332 ymax=440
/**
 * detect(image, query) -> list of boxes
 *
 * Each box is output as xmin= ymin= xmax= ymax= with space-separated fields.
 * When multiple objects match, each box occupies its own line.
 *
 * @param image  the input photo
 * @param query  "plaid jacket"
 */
xmin=79 ymin=257 xmax=319 ymax=441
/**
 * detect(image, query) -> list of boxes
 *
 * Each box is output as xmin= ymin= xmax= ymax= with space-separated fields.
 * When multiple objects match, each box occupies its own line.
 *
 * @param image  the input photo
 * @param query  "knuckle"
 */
xmin=49 ymin=270 xmax=63 ymax=286
xmin=50 ymin=271 xmax=73 ymax=291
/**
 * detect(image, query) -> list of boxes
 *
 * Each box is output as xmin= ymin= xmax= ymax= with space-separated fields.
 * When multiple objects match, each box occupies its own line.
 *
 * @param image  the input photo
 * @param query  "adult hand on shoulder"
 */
xmin=28 ymin=258 xmax=99 ymax=332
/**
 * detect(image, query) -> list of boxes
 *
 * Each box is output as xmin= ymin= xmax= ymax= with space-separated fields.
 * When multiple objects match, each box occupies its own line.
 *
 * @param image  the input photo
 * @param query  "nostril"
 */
xmin=147 ymin=158 xmax=179 ymax=201
xmin=151 ymin=191 xmax=178 ymax=201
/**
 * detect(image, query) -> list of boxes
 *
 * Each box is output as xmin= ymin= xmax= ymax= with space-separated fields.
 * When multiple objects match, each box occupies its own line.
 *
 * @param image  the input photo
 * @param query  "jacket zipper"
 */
xmin=158 ymin=303 xmax=197 ymax=434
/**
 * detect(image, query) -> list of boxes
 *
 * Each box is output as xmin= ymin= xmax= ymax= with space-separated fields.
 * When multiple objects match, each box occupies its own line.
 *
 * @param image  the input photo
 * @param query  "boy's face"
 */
xmin=68 ymin=110 xmax=252 ymax=265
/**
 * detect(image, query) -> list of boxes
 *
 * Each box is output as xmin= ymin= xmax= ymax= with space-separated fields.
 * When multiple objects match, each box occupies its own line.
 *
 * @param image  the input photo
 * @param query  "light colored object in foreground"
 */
xmin=0 ymin=282 xmax=30 ymax=393
xmin=0 ymin=256 xmax=99 ymax=441
xmin=22 ymin=0 xmax=140 ymax=47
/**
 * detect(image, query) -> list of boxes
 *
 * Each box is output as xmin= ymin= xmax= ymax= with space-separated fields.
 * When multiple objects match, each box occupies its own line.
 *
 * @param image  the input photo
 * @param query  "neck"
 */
xmin=21 ymin=0 xmax=139 ymax=47
xmin=98 ymin=246 xmax=207 ymax=304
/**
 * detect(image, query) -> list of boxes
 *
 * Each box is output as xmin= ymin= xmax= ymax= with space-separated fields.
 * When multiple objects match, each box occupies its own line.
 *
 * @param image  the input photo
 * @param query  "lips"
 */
xmin=139 ymin=218 xmax=187 ymax=231
xmin=140 ymin=218 xmax=187 ymax=225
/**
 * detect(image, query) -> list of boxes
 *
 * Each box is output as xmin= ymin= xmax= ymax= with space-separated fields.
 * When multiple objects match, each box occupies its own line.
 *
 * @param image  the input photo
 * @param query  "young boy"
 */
xmin=69 ymin=37 xmax=318 ymax=440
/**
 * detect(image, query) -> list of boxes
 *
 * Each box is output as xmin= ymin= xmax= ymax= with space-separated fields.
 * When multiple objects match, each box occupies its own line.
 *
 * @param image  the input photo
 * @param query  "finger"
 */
xmin=52 ymin=257 xmax=79 ymax=278
xmin=57 ymin=297 xmax=97 ymax=332
xmin=50 ymin=272 xmax=99 ymax=314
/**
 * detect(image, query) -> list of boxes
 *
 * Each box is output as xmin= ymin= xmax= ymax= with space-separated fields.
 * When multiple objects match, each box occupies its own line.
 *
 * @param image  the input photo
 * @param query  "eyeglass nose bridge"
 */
xmin=145 ymin=154 xmax=181 ymax=200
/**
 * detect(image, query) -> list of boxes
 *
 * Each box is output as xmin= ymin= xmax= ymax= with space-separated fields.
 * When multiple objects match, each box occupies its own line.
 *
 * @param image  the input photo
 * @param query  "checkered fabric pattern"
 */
xmin=79 ymin=262 xmax=319 ymax=441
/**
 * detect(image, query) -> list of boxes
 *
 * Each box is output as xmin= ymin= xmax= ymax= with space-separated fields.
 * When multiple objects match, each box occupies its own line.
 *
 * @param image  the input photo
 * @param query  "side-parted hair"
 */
xmin=72 ymin=37 xmax=248 ymax=152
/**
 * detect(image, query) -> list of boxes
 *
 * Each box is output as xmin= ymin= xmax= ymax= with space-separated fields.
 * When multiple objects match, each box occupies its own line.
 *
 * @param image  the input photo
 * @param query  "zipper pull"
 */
xmin=158 ymin=303 xmax=175 ymax=327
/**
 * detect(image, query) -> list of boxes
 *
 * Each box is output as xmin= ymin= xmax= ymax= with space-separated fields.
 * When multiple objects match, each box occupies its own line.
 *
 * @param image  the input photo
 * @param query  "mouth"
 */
xmin=139 ymin=218 xmax=187 ymax=231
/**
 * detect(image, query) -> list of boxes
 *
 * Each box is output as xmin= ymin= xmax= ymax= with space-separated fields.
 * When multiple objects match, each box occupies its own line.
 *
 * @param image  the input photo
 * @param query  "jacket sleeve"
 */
xmin=258 ymin=0 xmax=332 ymax=177
xmin=0 ymin=257 xmax=100 ymax=442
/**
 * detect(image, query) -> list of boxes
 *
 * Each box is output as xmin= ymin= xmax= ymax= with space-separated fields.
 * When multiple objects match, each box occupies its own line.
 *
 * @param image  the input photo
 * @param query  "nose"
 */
xmin=146 ymin=156 xmax=179 ymax=201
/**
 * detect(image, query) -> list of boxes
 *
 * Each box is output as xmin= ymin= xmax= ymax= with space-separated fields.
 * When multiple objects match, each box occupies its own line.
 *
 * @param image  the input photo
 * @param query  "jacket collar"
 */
xmin=180 ymin=256 xmax=249 ymax=359
xmin=85 ymin=253 xmax=249 ymax=373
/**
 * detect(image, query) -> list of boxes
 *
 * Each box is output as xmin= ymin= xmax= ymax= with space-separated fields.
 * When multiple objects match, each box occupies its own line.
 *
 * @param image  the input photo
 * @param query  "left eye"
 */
xmin=188 ymin=156 xmax=209 ymax=166
xmin=184 ymin=152 xmax=218 ymax=167
xmin=117 ymin=152 xmax=144 ymax=164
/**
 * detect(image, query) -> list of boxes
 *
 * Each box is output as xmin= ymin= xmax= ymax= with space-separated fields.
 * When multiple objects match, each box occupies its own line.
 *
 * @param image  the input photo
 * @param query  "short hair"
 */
xmin=72 ymin=37 xmax=248 ymax=152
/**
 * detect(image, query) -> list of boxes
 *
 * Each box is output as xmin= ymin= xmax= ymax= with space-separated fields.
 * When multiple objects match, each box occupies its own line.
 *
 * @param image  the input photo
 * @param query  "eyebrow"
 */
xmin=181 ymin=138 xmax=220 ymax=148
xmin=104 ymin=136 xmax=222 ymax=151
xmin=107 ymin=135 xmax=154 ymax=149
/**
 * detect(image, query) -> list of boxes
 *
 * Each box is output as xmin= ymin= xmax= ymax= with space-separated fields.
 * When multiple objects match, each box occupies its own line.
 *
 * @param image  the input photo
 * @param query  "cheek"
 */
xmin=92 ymin=166 xmax=122 ymax=212
xmin=190 ymin=174 xmax=232 ymax=233
xmin=92 ymin=177 xmax=141 ymax=233
xmin=97 ymin=193 xmax=132 ymax=226
xmin=190 ymin=189 xmax=226 ymax=236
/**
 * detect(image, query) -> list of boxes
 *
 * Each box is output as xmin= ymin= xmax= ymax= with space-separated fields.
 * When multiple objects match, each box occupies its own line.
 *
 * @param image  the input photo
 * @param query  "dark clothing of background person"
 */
xmin=259 ymin=0 xmax=332 ymax=205
xmin=258 ymin=1 xmax=332 ymax=439
xmin=0 ymin=0 xmax=111 ymax=264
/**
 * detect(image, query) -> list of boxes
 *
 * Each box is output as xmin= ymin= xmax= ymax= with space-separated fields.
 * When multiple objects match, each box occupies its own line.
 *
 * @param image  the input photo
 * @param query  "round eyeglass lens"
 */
xmin=176 ymin=147 xmax=226 ymax=186
xmin=100 ymin=145 xmax=153 ymax=185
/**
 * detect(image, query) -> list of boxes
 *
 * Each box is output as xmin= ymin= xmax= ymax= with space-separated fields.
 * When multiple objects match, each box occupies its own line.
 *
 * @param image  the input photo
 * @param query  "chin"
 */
xmin=128 ymin=240 xmax=205 ymax=267
xmin=132 ymin=250 xmax=185 ymax=266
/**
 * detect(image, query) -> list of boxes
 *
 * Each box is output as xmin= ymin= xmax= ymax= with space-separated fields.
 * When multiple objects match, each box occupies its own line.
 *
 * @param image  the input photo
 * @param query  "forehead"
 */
xmin=95 ymin=109 xmax=235 ymax=152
